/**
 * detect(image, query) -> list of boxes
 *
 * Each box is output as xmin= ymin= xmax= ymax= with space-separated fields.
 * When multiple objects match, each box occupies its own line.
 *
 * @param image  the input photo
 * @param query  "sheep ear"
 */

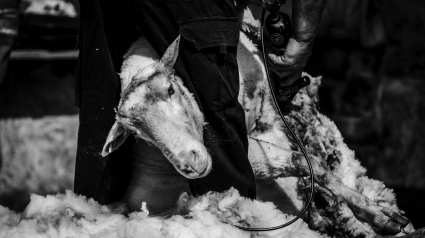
xmin=101 ymin=121 xmax=130 ymax=157
xmin=160 ymin=35 xmax=181 ymax=71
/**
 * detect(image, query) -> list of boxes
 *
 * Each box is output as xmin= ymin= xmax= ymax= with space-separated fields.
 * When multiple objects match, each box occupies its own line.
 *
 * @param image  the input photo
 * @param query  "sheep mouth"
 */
xmin=178 ymin=162 xmax=212 ymax=179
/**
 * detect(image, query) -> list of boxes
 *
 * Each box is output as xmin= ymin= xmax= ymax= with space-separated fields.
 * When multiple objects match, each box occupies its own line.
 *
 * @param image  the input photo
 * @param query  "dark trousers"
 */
xmin=0 ymin=0 xmax=19 ymax=85
xmin=74 ymin=0 xmax=256 ymax=204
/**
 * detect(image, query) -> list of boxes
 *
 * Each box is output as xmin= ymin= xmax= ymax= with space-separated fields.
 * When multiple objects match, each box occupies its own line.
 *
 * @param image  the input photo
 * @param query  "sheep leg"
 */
xmin=248 ymin=137 xmax=409 ymax=235
xmin=290 ymin=152 xmax=410 ymax=235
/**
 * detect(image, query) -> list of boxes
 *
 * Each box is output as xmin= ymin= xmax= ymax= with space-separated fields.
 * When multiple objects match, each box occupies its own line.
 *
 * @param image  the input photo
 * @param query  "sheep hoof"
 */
xmin=362 ymin=205 xmax=410 ymax=235
xmin=375 ymin=226 xmax=425 ymax=238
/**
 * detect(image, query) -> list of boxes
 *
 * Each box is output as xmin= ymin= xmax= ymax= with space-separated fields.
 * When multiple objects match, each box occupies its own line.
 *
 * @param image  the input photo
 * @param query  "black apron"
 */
xmin=74 ymin=0 xmax=256 ymax=204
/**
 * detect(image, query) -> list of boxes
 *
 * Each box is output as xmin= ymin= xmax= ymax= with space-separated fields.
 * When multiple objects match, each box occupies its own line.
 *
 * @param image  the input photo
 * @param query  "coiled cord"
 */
xmin=233 ymin=9 xmax=315 ymax=232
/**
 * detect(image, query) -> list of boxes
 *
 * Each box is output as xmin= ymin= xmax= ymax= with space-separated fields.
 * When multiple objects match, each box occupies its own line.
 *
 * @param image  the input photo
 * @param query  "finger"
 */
xmin=267 ymin=51 xmax=292 ymax=66
xmin=265 ymin=58 xmax=294 ymax=78
xmin=265 ymin=53 xmax=301 ymax=75
xmin=264 ymin=55 xmax=294 ymax=77
xmin=265 ymin=46 xmax=292 ymax=69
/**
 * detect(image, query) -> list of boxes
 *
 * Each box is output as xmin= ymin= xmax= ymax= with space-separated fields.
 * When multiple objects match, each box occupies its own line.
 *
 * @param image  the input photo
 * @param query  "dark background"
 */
xmin=0 ymin=0 xmax=424 ymax=230
xmin=304 ymin=0 xmax=425 ymax=228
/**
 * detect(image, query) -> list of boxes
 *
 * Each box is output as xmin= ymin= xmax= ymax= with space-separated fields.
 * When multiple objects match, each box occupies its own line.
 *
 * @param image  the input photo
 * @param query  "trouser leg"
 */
xmin=126 ymin=0 xmax=256 ymax=199
xmin=0 ymin=0 xmax=19 ymax=85
xmin=74 ymin=0 xmax=138 ymax=204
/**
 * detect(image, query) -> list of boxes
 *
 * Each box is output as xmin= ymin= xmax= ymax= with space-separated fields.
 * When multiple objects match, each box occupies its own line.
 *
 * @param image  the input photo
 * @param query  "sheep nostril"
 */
xmin=191 ymin=150 xmax=198 ymax=158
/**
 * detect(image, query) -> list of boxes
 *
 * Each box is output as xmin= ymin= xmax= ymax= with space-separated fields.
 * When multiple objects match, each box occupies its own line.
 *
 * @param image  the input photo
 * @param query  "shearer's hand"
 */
xmin=261 ymin=0 xmax=285 ymax=12
xmin=266 ymin=37 xmax=313 ymax=86
xmin=263 ymin=0 xmax=326 ymax=87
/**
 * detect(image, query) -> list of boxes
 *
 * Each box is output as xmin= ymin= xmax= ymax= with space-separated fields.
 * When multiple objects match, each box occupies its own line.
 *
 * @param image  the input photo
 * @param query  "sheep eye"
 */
xmin=168 ymin=84 xmax=175 ymax=97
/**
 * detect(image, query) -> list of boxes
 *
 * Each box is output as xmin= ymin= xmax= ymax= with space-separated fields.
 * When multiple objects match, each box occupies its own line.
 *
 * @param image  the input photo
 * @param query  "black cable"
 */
xmin=233 ymin=9 xmax=315 ymax=232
